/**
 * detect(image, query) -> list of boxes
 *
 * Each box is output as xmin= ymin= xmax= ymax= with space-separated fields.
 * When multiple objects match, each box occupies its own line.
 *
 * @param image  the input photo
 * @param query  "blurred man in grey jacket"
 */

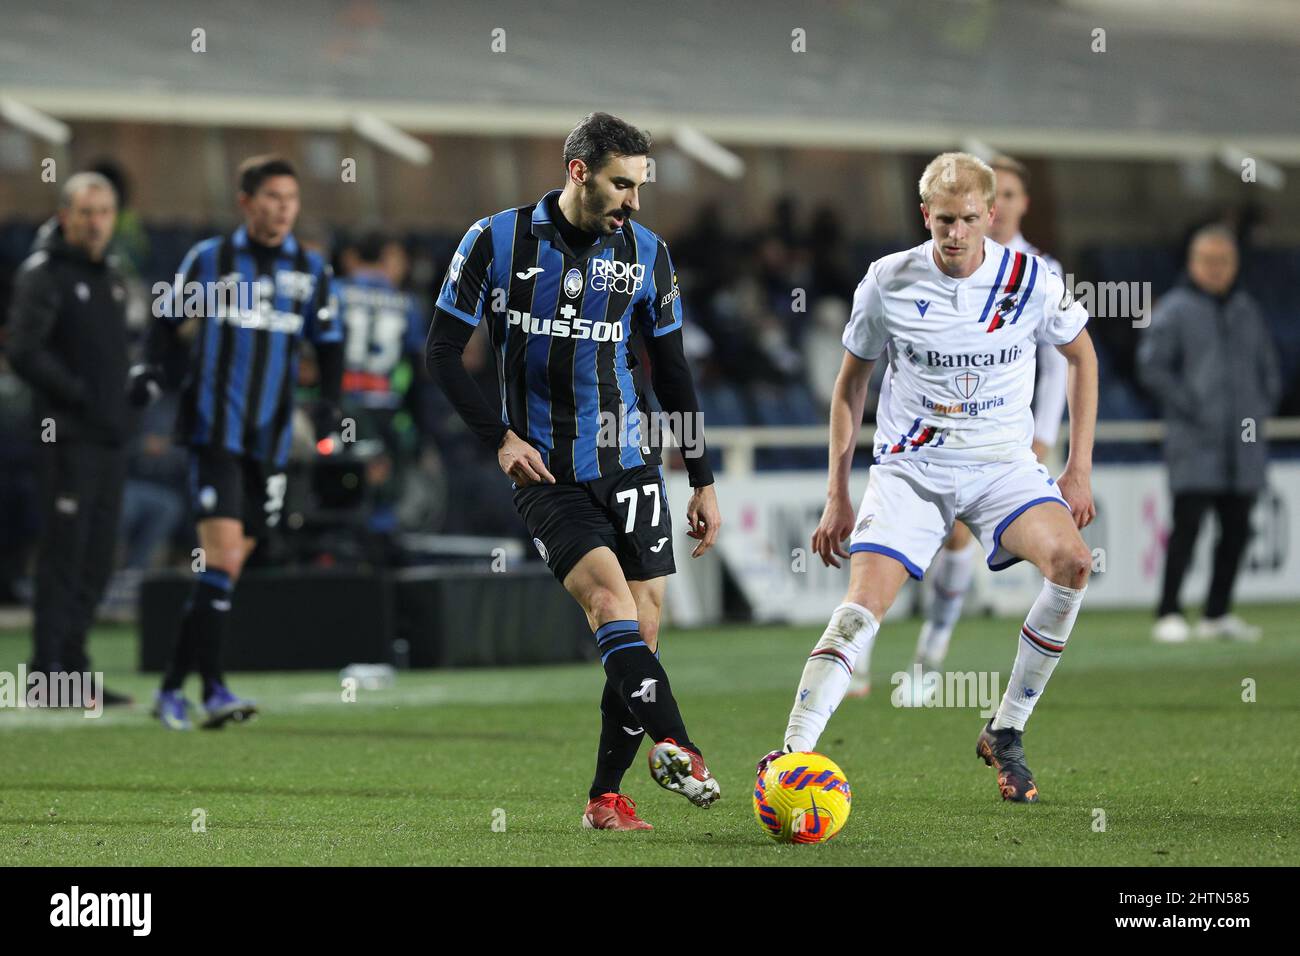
xmin=1138 ymin=225 xmax=1280 ymax=643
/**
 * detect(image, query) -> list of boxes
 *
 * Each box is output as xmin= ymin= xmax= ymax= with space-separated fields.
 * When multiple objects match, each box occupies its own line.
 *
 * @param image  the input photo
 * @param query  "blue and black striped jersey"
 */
xmin=165 ymin=226 xmax=339 ymax=466
xmin=434 ymin=189 xmax=684 ymax=484
xmin=333 ymin=272 xmax=424 ymax=405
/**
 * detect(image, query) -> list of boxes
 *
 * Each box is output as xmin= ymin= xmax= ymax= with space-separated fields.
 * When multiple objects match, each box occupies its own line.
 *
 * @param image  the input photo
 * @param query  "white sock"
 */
xmin=914 ymin=542 xmax=978 ymax=667
xmin=992 ymin=579 xmax=1086 ymax=731
xmin=786 ymin=603 xmax=879 ymax=752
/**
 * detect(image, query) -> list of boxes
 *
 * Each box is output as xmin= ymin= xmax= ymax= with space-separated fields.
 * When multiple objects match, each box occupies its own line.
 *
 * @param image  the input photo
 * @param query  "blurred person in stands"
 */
xmin=130 ymin=155 xmax=342 ymax=728
xmin=6 ymin=171 xmax=133 ymax=706
xmin=1139 ymin=225 xmax=1280 ymax=643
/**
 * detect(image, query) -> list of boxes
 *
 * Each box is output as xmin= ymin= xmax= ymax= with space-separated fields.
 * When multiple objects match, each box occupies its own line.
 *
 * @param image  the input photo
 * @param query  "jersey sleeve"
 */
xmin=306 ymin=259 xmax=342 ymax=345
xmin=1037 ymin=264 xmax=1089 ymax=346
xmin=634 ymin=237 xmax=684 ymax=338
xmin=435 ymin=218 xmax=494 ymax=327
xmin=842 ymin=262 xmax=888 ymax=360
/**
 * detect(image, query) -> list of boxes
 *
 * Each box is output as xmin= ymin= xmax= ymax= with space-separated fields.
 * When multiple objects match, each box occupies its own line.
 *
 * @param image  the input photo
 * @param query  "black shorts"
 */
xmin=188 ymin=447 xmax=287 ymax=538
xmin=513 ymin=464 xmax=676 ymax=584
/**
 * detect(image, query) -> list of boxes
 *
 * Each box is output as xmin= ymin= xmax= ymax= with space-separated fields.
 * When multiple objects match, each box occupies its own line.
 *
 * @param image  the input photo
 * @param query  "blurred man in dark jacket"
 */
xmin=7 ymin=172 xmax=133 ymax=704
xmin=1138 ymin=225 xmax=1281 ymax=643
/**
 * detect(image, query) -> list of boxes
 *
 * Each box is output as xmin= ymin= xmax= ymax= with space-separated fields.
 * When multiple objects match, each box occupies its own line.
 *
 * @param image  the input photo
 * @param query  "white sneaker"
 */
xmin=1153 ymin=614 xmax=1191 ymax=643
xmin=845 ymin=673 xmax=871 ymax=699
xmin=1195 ymin=615 xmax=1261 ymax=643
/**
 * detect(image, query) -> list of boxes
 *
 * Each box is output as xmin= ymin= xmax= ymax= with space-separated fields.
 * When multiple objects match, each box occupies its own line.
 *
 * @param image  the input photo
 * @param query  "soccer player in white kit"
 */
xmin=760 ymin=153 xmax=1098 ymax=802
xmin=847 ymin=155 xmax=1070 ymax=701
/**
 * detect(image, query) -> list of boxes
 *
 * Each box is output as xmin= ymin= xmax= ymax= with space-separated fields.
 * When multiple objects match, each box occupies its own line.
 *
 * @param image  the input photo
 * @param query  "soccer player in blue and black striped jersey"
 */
xmin=334 ymin=231 xmax=424 ymax=407
xmin=427 ymin=113 xmax=723 ymax=830
xmin=130 ymin=156 xmax=343 ymax=730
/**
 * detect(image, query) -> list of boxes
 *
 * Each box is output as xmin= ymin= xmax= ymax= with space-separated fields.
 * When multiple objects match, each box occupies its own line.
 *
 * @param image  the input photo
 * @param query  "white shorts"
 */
xmin=848 ymin=457 xmax=1070 ymax=579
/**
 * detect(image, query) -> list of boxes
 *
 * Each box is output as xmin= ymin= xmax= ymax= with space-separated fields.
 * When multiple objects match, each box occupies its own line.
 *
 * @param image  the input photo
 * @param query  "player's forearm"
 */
xmin=1063 ymin=341 xmax=1097 ymax=472
xmin=827 ymin=364 xmax=871 ymax=498
xmin=645 ymin=328 xmax=714 ymax=487
xmin=425 ymin=308 xmax=509 ymax=449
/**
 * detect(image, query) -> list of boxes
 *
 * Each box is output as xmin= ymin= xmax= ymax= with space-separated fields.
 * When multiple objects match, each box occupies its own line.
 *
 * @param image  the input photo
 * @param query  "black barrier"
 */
xmin=138 ymin=565 xmax=591 ymax=671
xmin=392 ymin=566 xmax=592 ymax=667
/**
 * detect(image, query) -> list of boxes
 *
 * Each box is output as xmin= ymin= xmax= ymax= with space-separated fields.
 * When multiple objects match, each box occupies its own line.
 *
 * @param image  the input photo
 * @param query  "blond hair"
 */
xmin=918 ymin=152 xmax=995 ymax=208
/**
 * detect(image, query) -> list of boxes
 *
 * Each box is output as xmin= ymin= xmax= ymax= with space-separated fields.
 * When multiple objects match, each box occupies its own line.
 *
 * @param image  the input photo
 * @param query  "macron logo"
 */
xmin=516 ymin=267 xmax=544 ymax=281
xmin=50 ymin=886 xmax=151 ymax=936
xmin=915 ymin=300 xmax=931 ymax=317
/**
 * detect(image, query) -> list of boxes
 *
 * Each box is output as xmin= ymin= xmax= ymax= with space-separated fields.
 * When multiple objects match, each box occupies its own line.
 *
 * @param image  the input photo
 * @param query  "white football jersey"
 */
xmin=846 ymin=237 xmax=1087 ymax=465
xmin=1006 ymin=232 xmax=1070 ymax=447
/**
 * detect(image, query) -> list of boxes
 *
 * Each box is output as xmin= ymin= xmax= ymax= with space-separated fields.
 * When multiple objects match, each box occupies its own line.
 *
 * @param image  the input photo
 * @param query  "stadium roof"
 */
xmin=3 ymin=0 xmax=1300 ymax=160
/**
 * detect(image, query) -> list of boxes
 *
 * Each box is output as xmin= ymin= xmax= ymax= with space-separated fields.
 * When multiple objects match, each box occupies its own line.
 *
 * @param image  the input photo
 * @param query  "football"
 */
xmin=753 ymin=751 xmax=853 ymax=844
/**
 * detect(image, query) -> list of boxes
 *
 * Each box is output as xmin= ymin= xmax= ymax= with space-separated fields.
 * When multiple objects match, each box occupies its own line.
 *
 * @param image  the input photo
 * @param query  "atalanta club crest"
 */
xmin=563 ymin=268 xmax=583 ymax=298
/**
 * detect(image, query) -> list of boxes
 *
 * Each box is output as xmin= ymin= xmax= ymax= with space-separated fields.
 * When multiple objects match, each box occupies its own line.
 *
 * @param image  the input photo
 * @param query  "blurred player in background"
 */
xmin=336 ymin=231 xmax=424 ymax=404
xmin=763 ymin=153 xmax=1098 ymax=803
xmin=333 ymin=231 xmax=426 ymax=529
xmin=847 ymin=154 xmax=1071 ymax=702
xmin=427 ymin=113 xmax=722 ymax=830
xmin=130 ymin=156 xmax=343 ymax=730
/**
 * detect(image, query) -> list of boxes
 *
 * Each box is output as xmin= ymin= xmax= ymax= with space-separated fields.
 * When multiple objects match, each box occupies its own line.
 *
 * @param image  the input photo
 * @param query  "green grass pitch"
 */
xmin=1 ymin=604 xmax=1297 ymax=866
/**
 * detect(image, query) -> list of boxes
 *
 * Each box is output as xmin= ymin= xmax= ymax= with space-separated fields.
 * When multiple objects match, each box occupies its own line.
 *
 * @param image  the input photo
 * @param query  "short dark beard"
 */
xmin=581 ymin=183 xmax=624 ymax=236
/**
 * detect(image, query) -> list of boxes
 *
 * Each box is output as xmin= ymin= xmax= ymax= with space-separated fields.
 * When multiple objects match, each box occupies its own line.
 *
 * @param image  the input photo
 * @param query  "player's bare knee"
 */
xmin=584 ymin=585 xmax=633 ymax=626
xmin=1048 ymin=544 xmax=1091 ymax=588
xmin=209 ymin=549 xmax=244 ymax=579
xmin=844 ymin=591 xmax=891 ymax=622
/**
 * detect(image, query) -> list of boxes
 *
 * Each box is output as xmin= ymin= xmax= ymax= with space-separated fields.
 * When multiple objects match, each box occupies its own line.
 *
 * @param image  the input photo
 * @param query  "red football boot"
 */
xmin=582 ymin=792 xmax=654 ymax=830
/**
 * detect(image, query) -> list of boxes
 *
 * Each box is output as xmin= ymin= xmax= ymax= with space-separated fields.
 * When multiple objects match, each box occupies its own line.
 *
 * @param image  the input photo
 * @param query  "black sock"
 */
xmin=160 ymin=609 xmax=196 ymax=693
xmin=595 ymin=620 xmax=698 ymax=756
xmin=589 ymin=677 xmax=646 ymax=800
xmin=177 ymin=570 xmax=233 ymax=700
